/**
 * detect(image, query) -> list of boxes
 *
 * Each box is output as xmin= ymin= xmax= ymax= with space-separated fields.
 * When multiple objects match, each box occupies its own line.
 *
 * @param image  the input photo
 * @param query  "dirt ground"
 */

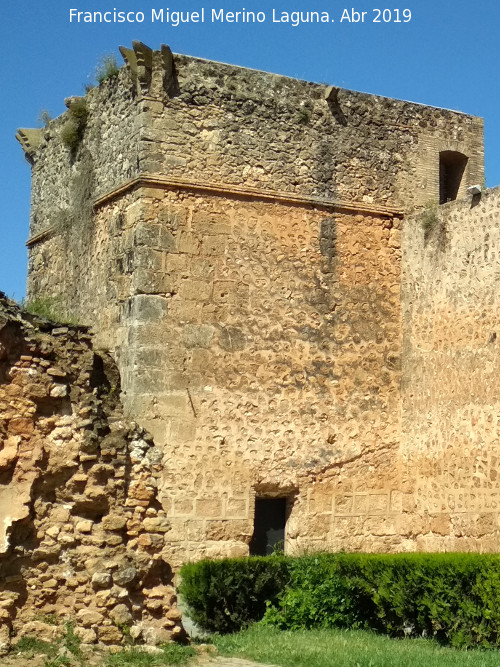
xmin=1 ymin=649 xmax=271 ymax=667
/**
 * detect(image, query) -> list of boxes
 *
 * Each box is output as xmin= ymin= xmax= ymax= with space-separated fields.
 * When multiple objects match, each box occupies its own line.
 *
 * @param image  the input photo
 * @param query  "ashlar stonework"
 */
xmin=12 ymin=40 xmax=500 ymax=639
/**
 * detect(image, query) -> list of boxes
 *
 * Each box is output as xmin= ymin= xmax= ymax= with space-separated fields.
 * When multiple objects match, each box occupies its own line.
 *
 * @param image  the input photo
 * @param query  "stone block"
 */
xmin=352 ymin=494 xmax=369 ymax=515
xmin=133 ymin=270 xmax=176 ymax=295
xmin=98 ymin=625 xmax=124 ymax=644
xmin=368 ymin=494 xmax=389 ymax=515
xmin=225 ymin=498 xmax=247 ymax=518
xmin=130 ymin=369 xmax=169 ymax=394
xmin=183 ymin=324 xmax=215 ymax=348
xmin=75 ymin=519 xmax=93 ymax=533
xmin=102 ymin=515 xmax=127 ymax=531
xmin=196 ymin=497 xmax=223 ymax=518
xmin=158 ymin=229 xmax=177 ymax=251
xmin=143 ymin=516 xmax=170 ymax=533
xmin=201 ymin=236 xmax=226 ymax=256
xmin=155 ymin=393 xmax=191 ymax=418
xmin=0 ymin=436 xmax=19 ymax=471
xmin=134 ymin=222 xmax=158 ymax=247
xmin=77 ymin=608 xmax=104 ymax=627
xmin=178 ymin=233 xmax=200 ymax=255
xmin=172 ymin=499 xmax=194 ymax=516
xmin=133 ymin=247 xmax=164 ymax=271
xmin=192 ymin=216 xmax=232 ymax=236
xmin=218 ymin=326 xmax=246 ymax=352
xmin=178 ymin=279 xmax=212 ymax=301
xmin=113 ymin=564 xmax=137 ymax=587
xmin=309 ymin=489 xmax=333 ymax=514
xmin=126 ymin=295 xmax=168 ymax=324
xmin=91 ymin=572 xmax=112 ymax=590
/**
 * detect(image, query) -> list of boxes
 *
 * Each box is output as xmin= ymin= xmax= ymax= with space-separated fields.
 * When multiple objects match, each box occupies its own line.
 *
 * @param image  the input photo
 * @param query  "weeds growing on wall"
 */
xmin=421 ymin=202 xmax=439 ymax=237
xmin=60 ymin=98 xmax=88 ymax=153
xmin=14 ymin=623 xmax=82 ymax=667
xmin=24 ymin=296 xmax=77 ymax=325
xmin=37 ymin=110 xmax=52 ymax=127
xmin=96 ymin=54 xmax=119 ymax=83
xmin=421 ymin=202 xmax=447 ymax=249
xmin=296 ymin=104 xmax=313 ymax=125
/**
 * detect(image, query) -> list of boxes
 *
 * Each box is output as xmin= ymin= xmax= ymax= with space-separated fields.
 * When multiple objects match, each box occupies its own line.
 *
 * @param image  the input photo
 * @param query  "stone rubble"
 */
xmin=0 ymin=293 xmax=183 ymax=654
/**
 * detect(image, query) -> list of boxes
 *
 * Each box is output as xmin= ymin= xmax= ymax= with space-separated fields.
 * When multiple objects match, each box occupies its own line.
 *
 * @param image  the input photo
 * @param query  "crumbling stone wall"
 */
xmin=402 ymin=188 xmax=500 ymax=550
xmin=0 ymin=295 xmax=182 ymax=654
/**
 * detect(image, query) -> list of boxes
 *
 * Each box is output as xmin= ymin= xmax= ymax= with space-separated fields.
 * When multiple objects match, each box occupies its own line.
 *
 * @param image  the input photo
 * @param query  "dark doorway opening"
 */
xmin=439 ymin=151 xmax=468 ymax=204
xmin=249 ymin=498 xmax=287 ymax=556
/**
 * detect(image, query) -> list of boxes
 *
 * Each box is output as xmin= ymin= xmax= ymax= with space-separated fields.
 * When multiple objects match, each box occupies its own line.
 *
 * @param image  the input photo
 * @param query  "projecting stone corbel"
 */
xmin=119 ymin=45 xmax=138 ymax=76
xmin=133 ymin=41 xmax=153 ymax=93
xmin=16 ymin=128 xmax=43 ymax=164
xmin=324 ymin=85 xmax=347 ymax=126
xmin=161 ymin=44 xmax=179 ymax=97
xmin=324 ymin=85 xmax=339 ymax=105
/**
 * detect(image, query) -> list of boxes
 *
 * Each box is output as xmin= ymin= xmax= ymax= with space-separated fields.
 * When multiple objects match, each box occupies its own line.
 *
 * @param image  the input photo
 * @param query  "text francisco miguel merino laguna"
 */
xmin=69 ymin=7 xmax=412 ymax=25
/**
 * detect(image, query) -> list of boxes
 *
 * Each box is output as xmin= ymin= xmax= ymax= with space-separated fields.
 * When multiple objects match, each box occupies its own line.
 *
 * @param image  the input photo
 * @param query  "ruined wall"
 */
xmin=0 ymin=295 xmax=183 ymax=654
xmin=402 ymin=188 xmax=500 ymax=551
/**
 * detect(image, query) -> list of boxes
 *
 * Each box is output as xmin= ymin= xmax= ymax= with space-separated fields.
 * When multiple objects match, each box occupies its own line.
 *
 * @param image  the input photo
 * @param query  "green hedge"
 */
xmin=180 ymin=553 xmax=500 ymax=648
xmin=179 ymin=556 xmax=290 ymax=634
xmin=264 ymin=553 xmax=500 ymax=648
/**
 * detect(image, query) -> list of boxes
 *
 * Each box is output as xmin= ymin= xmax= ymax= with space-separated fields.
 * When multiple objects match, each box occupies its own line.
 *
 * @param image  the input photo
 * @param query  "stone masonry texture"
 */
xmin=11 ymin=41 xmax=500 ymax=641
xmin=0 ymin=294 xmax=183 ymax=654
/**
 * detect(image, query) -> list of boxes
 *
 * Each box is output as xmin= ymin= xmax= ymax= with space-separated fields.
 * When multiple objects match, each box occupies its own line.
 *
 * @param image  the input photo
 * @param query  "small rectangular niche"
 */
xmin=249 ymin=497 xmax=287 ymax=556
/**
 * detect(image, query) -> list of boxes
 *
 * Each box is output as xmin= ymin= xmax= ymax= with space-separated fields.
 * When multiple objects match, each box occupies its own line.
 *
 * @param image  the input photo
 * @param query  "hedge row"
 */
xmin=179 ymin=553 xmax=500 ymax=648
xmin=179 ymin=556 xmax=290 ymax=634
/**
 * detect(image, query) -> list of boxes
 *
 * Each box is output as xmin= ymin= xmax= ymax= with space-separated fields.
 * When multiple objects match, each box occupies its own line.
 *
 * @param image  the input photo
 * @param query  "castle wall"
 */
xmin=26 ymin=47 xmax=483 ymax=300
xmin=402 ymin=188 xmax=500 ymax=551
xmin=22 ymin=46 xmax=490 ymax=563
xmin=28 ymin=67 xmax=140 ymax=242
xmin=113 ymin=187 xmax=403 ymax=563
xmin=145 ymin=53 xmax=483 ymax=209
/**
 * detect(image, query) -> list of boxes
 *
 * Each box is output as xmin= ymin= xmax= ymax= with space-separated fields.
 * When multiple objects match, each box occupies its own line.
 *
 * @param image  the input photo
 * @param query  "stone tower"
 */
xmin=18 ymin=43 xmax=487 ymax=563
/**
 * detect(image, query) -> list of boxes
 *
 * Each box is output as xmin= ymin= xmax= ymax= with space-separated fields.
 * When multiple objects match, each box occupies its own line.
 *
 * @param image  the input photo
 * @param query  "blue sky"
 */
xmin=1 ymin=0 xmax=498 ymax=299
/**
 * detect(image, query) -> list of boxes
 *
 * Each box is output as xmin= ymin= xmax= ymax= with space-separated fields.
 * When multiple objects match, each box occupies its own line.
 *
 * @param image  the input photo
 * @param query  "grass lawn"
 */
xmin=212 ymin=624 xmax=500 ymax=667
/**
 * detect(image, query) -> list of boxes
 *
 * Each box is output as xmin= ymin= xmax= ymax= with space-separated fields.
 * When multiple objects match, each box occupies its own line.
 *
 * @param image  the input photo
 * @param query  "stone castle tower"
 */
xmin=19 ymin=42 xmax=499 ymax=562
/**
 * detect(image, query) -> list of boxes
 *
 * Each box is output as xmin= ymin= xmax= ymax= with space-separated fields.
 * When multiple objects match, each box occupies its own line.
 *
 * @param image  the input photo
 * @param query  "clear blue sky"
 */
xmin=2 ymin=0 xmax=499 ymax=299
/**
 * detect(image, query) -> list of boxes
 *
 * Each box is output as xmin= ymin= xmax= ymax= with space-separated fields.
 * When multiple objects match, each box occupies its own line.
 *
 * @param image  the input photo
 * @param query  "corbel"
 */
xmin=161 ymin=44 xmax=179 ymax=97
xmin=16 ymin=129 xmax=43 ymax=165
xmin=133 ymin=41 xmax=153 ymax=94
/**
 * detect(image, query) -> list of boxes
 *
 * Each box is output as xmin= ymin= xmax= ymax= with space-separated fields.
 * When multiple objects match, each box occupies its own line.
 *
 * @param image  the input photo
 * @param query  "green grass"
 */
xmin=212 ymin=624 xmax=500 ymax=667
xmin=14 ymin=635 xmax=58 ymax=657
xmin=105 ymin=644 xmax=196 ymax=666
xmin=24 ymin=296 xmax=79 ymax=325
xmin=13 ymin=624 xmax=82 ymax=667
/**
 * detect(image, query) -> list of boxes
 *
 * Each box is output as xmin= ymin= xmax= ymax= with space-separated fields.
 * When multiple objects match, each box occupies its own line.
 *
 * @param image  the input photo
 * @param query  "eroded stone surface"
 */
xmin=0 ymin=295 xmax=183 ymax=652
